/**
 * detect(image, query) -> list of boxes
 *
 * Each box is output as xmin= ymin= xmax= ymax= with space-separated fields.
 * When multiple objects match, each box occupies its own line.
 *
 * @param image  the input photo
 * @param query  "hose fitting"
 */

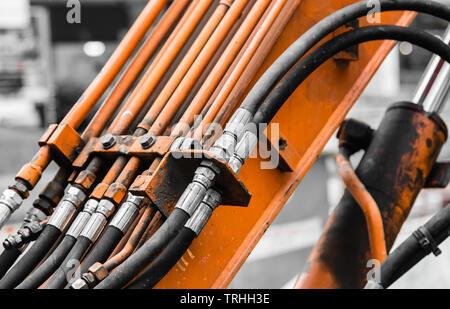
xmin=66 ymin=199 xmax=99 ymax=238
xmin=48 ymin=186 xmax=86 ymax=231
xmin=109 ymin=194 xmax=147 ymax=233
xmin=185 ymin=189 xmax=222 ymax=236
xmin=0 ymin=189 xmax=23 ymax=228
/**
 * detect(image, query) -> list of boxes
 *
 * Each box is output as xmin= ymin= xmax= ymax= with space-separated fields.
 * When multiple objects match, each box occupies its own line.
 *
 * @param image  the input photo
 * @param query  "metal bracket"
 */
xmin=129 ymin=149 xmax=251 ymax=217
xmin=333 ymin=19 xmax=359 ymax=61
xmin=38 ymin=124 xmax=84 ymax=166
xmin=72 ymin=135 xmax=177 ymax=169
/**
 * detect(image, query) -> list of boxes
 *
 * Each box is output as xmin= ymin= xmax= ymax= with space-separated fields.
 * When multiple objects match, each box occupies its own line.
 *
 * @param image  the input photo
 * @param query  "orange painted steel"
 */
xmin=137 ymin=0 xmax=232 ymax=134
xmin=191 ymin=0 xmax=292 ymax=140
xmin=82 ymin=0 xmax=189 ymax=140
xmin=147 ymin=0 xmax=252 ymax=137
xmin=108 ymin=0 xmax=213 ymax=136
xmin=336 ymin=153 xmax=387 ymax=263
xmin=172 ymin=0 xmax=276 ymax=137
xmin=153 ymin=2 xmax=416 ymax=288
xmin=104 ymin=207 xmax=156 ymax=271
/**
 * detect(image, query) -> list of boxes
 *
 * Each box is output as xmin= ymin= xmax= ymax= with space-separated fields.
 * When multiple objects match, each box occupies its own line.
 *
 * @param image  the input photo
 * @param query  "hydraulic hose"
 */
xmin=15 ymin=235 xmax=77 ymax=289
xmin=0 ymin=224 xmax=61 ymax=288
xmin=366 ymin=203 xmax=450 ymax=289
xmin=0 ymin=247 xmax=23 ymax=279
xmin=43 ymin=236 xmax=91 ymax=289
xmin=239 ymin=0 xmax=450 ymax=116
xmin=127 ymin=227 xmax=196 ymax=289
xmin=74 ymin=226 xmax=124 ymax=278
xmin=94 ymin=208 xmax=189 ymax=289
xmin=253 ymin=25 xmax=450 ymax=125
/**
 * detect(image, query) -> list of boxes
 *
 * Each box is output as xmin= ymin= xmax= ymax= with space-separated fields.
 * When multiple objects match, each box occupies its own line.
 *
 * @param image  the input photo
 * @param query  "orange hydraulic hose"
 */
xmin=191 ymin=0 xmax=288 ymax=140
xmin=144 ymin=0 xmax=251 ymax=136
xmin=136 ymin=1 xmax=232 ymax=134
xmin=109 ymin=0 xmax=213 ymax=136
xmin=172 ymin=0 xmax=274 ymax=137
xmin=108 ymin=0 xmax=197 ymax=133
xmin=14 ymin=0 xmax=167 ymax=190
xmin=201 ymin=0 xmax=300 ymax=148
xmin=336 ymin=153 xmax=387 ymax=262
xmin=82 ymin=0 xmax=189 ymax=140
xmin=103 ymin=207 xmax=157 ymax=271
xmin=61 ymin=0 xmax=168 ymax=130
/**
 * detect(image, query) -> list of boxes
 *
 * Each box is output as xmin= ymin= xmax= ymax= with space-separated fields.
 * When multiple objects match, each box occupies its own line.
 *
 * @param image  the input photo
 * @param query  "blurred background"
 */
xmin=1 ymin=0 xmax=450 ymax=289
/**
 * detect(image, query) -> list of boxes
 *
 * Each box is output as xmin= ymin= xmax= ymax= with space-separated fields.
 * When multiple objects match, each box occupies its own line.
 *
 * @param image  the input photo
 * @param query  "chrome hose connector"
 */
xmin=79 ymin=212 xmax=107 ymax=242
xmin=48 ymin=186 xmax=86 ymax=231
xmin=66 ymin=199 xmax=99 ymax=238
xmin=209 ymin=108 xmax=252 ymax=161
xmin=79 ymin=199 xmax=115 ymax=242
xmin=185 ymin=189 xmax=222 ymax=235
xmin=0 ymin=189 xmax=23 ymax=228
xmin=175 ymin=161 xmax=220 ymax=216
xmin=228 ymin=130 xmax=258 ymax=174
xmin=109 ymin=194 xmax=146 ymax=233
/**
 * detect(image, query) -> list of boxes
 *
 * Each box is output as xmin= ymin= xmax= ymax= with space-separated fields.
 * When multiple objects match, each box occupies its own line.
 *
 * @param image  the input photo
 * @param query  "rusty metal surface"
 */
xmin=154 ymin=0 xmax=416 ymax=288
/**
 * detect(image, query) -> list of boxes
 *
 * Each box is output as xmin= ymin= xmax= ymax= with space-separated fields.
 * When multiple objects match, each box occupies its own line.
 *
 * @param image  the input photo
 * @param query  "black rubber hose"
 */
xmin=15 ymin=235 xmax=77 ymax=289
xmin=0 ymin=225 xmax=61 ymax=289
xmin=253 ymin=25 xmax=450 ymax=125
xmin=127 ymin=227 xmax=196 ymax=289
xmin=43 ymin=236 xmax=91 ymax=289
xmin=0 ymin=247 xmax=23 ymax=279
xmin=95 ymin=208 xmax=189 ymax=289
xmin=74 ymin=226 xmax=124 ymax=278
xmin=239 ymin=0 xmax=450 ymax=115
xmin=369 ymin=204 xmax=450 ymax=288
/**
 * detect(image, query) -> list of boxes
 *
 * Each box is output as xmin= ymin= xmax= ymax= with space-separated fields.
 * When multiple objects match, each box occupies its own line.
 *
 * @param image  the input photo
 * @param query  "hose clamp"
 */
xmin=413 ymin=226 xmax=442 ymax=256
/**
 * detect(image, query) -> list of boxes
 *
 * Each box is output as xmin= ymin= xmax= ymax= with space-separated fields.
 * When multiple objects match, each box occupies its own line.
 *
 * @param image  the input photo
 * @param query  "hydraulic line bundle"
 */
xmin=1 ymin=0 xmax=450 ymax=289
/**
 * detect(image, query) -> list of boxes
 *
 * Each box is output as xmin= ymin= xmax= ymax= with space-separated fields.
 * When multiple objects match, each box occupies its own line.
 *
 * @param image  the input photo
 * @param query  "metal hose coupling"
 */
xmin=185 ymin=189 xmax=222 ymax=236
xmin=109 ymin=194 xmax=147 ymax=234
xmin=3 ymin=206 xmax=45 ymax=249
xmin=47 ymin=185 xmax=86 ymax=231
xmin=79 ymin=199 xmax=116 ymax=242
xmin=228 ymin=130 xmax=258 ymax=174
xmin=0 ymin=189 xmax=23 ymax=229
xmin=209 ymin=108 xmax=252 ymax=161
xmin=66 ymin=199 xmax=99 ymax=238
xmin=175 ymin=161 xmax=220 ymax=216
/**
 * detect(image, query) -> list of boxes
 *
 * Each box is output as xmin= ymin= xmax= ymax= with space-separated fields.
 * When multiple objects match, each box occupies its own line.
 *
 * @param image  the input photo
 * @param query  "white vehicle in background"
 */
xmin=0 ymin=0 xmax=54 ymax=127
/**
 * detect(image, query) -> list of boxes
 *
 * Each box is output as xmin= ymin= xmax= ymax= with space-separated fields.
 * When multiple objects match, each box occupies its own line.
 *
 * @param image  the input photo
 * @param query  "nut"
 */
xmin=140 ymin=134 xmax=156 ymax=149
xmin=96 ymin=200 xmax=116 ymax=218
xmin=63 ymin=186 xmax=86 ymax=207
xmin=88 ymin=262 xmax=109 ymax=281
xmin=101 ymin=134 xmax=117 ymax=149
xmin=70 ymin=278 xmax=89 ymax=289
xmin=203 ymin=189 xmax=222 ymax=210
xmin=125 ymin=193 xmax=146 ymax=208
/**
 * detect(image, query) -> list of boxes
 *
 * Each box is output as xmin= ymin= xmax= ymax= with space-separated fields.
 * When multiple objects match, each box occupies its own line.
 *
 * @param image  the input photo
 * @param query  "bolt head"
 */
xmin=101 ymin=134 xmax=117 ymax=149
xmin=140 ymin=134 xmax=156 ymax=149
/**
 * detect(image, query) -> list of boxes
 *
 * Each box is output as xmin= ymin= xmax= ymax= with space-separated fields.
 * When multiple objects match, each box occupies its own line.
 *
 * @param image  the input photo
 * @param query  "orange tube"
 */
xmin=107 ymin=0 xmax=198 ymax=134
xmin=109 ymin=0 xmax=213 ymax=136
xmin=137 ymin=1 xmax=232 ymax=133
xmin=14 ymin=0 xmax=167 ymax=191
xmin=82 ymin=0 xmax=189 ymax=139
xmin=172 ymin=0 xmax=273 ymax=137
xmin=146 ymin=0 xmax=251 ymax=136
xmin=61 ymin=0 xmax=168 ymax=130
xmin=336 ymin=153 xmax=387 ymax=262
xmin=190 ymin=0 xmax=287 ymax=140
xmin=104 ymin=207 xmax=156 ymax=271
